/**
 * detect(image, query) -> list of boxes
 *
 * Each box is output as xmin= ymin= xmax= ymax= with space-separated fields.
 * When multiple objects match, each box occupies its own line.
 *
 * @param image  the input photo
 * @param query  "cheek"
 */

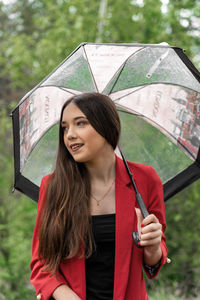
xmin=86 ymin=127 xmax=103 ymax=140
xmin=88 ymin=131 xmax=101 ymax=140
xmin=87 ymin=131 xmax=106 ymax=149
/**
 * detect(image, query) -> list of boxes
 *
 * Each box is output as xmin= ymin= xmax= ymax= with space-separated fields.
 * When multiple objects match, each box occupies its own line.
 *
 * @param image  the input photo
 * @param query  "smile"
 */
xmin=70 ymin=143 xmax=84 ymax=152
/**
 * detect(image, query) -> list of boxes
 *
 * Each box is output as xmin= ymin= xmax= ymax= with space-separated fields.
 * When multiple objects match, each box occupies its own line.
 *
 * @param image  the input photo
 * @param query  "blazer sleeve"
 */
xmin=30 ymin=176 xmax=67 ymax=300
xmin=143 ymin=166 xmax=168 ymax=279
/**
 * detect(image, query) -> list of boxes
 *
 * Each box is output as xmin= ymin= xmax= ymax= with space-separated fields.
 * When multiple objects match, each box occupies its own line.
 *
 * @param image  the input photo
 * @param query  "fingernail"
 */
xmin=141 ymin=224 xmax=144 ymax=227
xmin=138 ymin=241 xmax=141 ymax=246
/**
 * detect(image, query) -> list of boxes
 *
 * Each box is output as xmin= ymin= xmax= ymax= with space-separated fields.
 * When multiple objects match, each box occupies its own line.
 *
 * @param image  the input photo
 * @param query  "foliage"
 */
xmin=149 ymin=287 xmax=183 ymax=300
xmin=146 ymin=181 xmax=200 ymax=299
xmin=0 ymin=104 xmax=37 ymax=299
xmin=0 ymin=0 xmax=199 ymax=95
xmin=0 ymin=0 xmax=199 ymax=298
xmin=164 ymin=181 xmax=200 ymax=298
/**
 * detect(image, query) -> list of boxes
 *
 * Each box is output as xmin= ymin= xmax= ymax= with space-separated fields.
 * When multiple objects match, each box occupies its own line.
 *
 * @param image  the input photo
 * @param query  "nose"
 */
xmin=66 ymin=126 xmax=77 ymax=140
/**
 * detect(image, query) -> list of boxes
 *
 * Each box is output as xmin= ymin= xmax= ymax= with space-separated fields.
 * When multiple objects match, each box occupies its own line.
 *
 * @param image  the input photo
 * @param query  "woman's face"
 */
xmin=61 ymin=102 xmax=109 ymax=163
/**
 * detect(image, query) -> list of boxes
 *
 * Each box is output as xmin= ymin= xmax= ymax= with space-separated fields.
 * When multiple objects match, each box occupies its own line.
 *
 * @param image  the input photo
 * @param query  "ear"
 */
xmin=135 ymin=207 xmax=144 ymax=239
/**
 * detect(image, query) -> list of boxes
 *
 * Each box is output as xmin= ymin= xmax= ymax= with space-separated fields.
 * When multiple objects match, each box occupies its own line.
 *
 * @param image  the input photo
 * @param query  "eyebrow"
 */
xmin=61 ymin=116 xmax=87 ymax=125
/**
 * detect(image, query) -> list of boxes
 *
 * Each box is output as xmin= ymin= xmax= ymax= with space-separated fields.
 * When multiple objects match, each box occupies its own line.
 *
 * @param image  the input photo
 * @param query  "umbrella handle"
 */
xmin=132 ymin=232 xmax=142 ymax=248
xmin=133 ymin=192 xmax=149 ymax=248
xmin=118 ymin=147 xmax=149 ymax=248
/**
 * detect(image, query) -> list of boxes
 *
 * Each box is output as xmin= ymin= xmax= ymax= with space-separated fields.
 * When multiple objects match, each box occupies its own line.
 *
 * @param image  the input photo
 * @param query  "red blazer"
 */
xmin=30 ymin=156 xmax=168 ymax=300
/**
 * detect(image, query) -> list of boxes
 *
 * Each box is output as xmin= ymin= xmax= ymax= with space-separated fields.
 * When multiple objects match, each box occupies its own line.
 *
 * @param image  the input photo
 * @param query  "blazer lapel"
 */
xmin=113 ymin=155 xmax=137 ymax=300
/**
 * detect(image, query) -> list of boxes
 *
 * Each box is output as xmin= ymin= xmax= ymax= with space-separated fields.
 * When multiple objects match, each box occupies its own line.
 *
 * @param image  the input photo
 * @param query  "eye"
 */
xmin=77 ymin=120 xmax=88 ymax=126
xmin=62 ymin=126 xmax=69 ymax=133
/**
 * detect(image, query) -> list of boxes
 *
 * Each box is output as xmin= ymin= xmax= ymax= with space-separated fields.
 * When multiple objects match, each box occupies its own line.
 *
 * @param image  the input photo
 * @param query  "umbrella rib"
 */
xmin=37 ymin=85 xmax=81 ymax=95
xmin=111 ymin=83 xmax=200 ymax=100
xmin=173 ymin=48 xmax=200 ymax=84
xmin=12 ymin=45 xmax=85 ymax=110
xmin=112 ymin=85 xmax=146 ymax=100
xmin=84 ymin=42 xmax=180 ymax=50
xmin=104 ymin=47 xmax=200 ymax=95
xmin=103 ymin=47 xmax=146 ymax=94
xmin=83 ymin=45 xmax=99 ymax=92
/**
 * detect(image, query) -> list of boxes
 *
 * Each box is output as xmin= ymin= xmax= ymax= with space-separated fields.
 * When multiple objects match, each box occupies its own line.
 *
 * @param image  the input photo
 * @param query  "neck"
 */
xmin=85 ymin=149 xmax=116 ymax=183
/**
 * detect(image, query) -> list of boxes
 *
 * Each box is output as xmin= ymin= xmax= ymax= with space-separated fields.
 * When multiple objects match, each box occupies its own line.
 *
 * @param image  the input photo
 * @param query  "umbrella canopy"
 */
xmin=11 ymin=43 xmax=200 ymax=202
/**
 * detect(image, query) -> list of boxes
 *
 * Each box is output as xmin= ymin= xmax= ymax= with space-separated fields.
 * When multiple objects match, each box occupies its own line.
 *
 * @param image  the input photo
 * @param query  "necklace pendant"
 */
xmin=92 ymin=178 xmax=115 ymax=207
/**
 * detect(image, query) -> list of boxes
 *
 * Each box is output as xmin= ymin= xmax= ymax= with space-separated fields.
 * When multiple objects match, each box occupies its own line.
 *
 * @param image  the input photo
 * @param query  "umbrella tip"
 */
xmin=159 ymin=42 xmax=170 ymax=46
xmin=167 ymin=257 xmax=171 ymax=264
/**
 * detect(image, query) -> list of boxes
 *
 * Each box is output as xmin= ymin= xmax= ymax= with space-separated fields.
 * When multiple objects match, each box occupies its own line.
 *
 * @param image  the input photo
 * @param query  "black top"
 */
xmin=85 ymin=214 xmax=115 ymax=300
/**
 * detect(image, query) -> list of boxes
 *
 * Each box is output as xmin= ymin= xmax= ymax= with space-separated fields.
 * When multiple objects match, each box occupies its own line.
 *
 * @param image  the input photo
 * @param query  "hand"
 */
xmin=135 ymin=208 xmax=162 ymax=266
xmin=52 ymin=285 xmax=82 ymax=300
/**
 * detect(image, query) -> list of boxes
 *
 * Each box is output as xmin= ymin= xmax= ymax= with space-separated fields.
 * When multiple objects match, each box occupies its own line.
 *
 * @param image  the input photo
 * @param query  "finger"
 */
xmin=139 ymin=236 xmax=162 ymax=247
xmin=142 ymin=214 xmax=159 ymax=226
xmin=135 ymin=207 xmax=143 ymax=238
xmin=141 ymin=223 xmax=162 ymax=234
xmin=141 ymin=229 xmax=162 ymax=241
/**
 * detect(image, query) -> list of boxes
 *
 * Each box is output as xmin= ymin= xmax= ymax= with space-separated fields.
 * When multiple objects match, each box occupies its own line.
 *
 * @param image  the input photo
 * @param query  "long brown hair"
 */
xmin=38 ymin=93 xmax=121 ymax=273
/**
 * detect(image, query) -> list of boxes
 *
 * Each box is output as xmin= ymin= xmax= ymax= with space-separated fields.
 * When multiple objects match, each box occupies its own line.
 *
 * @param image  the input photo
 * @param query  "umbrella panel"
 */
xmin=41 ymin=46 xmax=97 ymax=92
xmin=104 ymin=47 xmax=200 ymax=94
xmin=112 ymin=86 xmax=200 ymax=161
xmin=119 ymin=110 xmax=192 ymax=183
xmin=18 ymin=87 xmax=74 ymax=172
xmin=22 ymin=124 xmax=58 ymax=186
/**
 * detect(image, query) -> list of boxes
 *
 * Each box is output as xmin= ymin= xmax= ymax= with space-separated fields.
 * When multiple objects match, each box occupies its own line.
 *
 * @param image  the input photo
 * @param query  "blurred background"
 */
xmin=0 ymin=0 xmax=199 ymax=299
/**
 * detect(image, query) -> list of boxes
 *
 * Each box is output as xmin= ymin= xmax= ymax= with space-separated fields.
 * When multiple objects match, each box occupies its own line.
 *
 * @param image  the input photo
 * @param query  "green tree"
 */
xmin=165 ymin=0 xmax=200 ymax=66
xmin=148 ymin=181 xmax=200 ymax=298
xmin=0 ymin=103 xmax=37 ymax=299
xmin=1 ymin=0 xmax=199 ymax=96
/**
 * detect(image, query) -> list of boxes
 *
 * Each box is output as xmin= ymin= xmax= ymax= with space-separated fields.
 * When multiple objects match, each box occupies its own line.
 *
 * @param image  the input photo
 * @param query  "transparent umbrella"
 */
xmin=11 ymin=43 xmax=200 ymax=202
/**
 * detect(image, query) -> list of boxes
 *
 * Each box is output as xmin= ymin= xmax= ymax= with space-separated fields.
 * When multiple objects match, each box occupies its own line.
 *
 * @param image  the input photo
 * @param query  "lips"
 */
xmin=70 ymin=143 xmax=84 ymax=152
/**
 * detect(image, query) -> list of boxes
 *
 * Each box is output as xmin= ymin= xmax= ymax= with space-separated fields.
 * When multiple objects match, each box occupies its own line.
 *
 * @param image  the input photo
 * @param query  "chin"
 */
xmin=70 ymin=153 xmax=88 ymax=163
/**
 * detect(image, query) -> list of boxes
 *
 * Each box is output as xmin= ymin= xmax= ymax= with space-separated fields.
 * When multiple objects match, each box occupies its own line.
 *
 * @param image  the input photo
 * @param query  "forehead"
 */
xmin=62 ymin=102 xmax=86 ymax=121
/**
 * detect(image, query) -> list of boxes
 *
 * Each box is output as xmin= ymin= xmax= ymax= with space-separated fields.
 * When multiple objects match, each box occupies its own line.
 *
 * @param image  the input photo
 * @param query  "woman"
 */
xmin=30 ymin=92 xmax=168 ymax=300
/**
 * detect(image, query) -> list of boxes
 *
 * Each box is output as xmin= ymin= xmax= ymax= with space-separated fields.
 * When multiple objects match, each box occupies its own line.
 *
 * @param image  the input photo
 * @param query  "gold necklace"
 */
xmin=91 ymin=179 xmax=115 ymax=206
